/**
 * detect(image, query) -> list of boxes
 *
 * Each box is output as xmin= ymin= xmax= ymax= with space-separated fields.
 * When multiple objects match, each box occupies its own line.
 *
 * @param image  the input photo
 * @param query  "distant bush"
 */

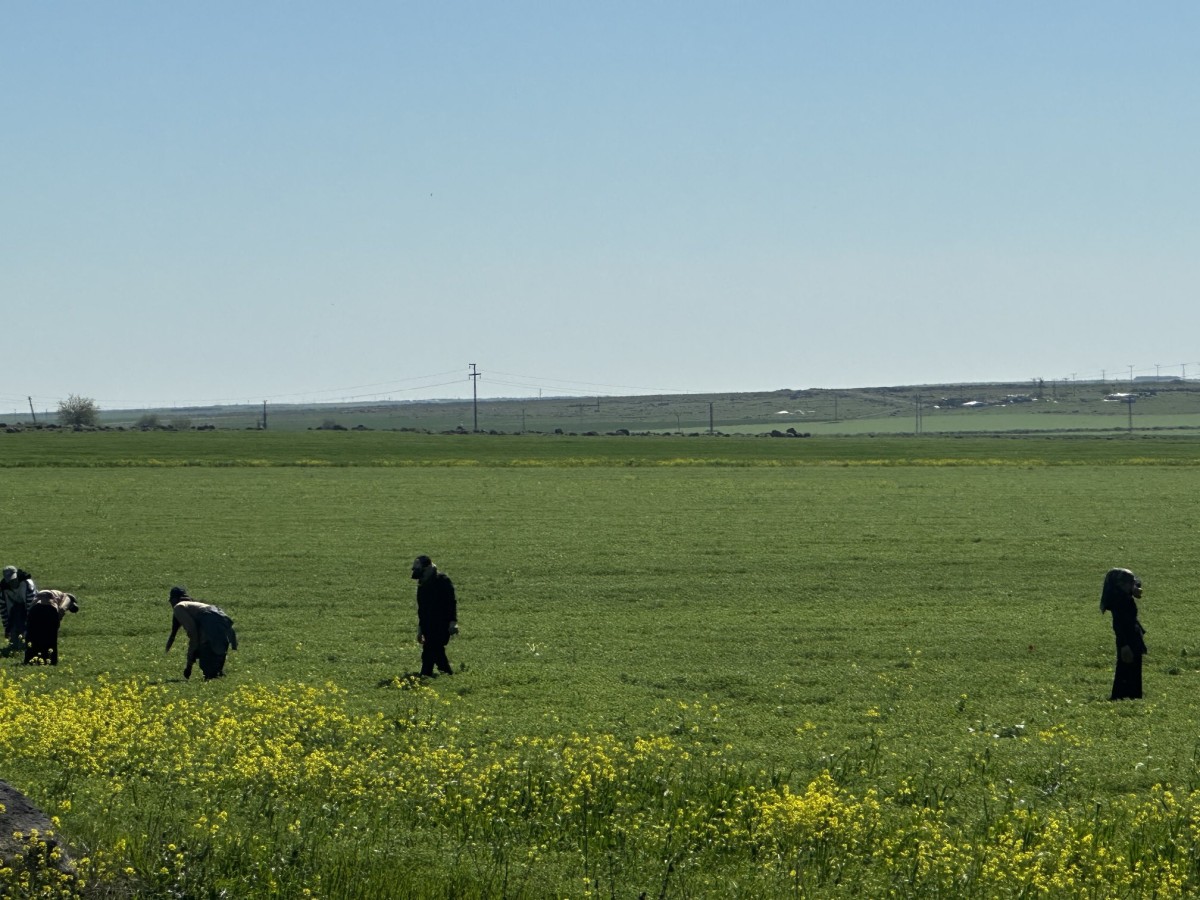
xmin=171 ymin=417 xmax=193 ymax=431
xmin=136 ymin=414 xmax=160 ymax=429
xmin=57 ymin=394 xmax=99 ymax=427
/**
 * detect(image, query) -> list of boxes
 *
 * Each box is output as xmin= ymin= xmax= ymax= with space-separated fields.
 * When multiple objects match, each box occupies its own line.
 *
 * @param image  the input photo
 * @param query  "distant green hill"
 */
xmin=15 ymin=379 xmax=1200 ymax=435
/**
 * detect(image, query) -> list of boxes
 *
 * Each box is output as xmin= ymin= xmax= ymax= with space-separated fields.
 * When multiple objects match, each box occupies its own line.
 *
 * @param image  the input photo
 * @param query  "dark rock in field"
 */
xmin=0 ymin=780 xmax=76 ymax=877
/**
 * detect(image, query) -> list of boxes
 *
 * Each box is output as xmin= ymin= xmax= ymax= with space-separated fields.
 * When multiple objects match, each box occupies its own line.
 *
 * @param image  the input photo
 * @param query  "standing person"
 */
xmin=1 ymin=566 xmax=37 ymax=652
xmin=1100 ymin=567 xmax=1147 ymax=700
xmin=412 ymin=555 xmax=458 ymax=677
xmin=165 ymin=586 xmax=238 ymax=680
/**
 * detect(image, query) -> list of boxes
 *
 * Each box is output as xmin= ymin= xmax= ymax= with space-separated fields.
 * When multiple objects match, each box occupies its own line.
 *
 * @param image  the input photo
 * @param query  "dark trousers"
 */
xmin=5 ymin=603 xmax=27 ymax=648
xmin=1111 ymin=647 xmax=1143 ymax=700
xmin=24 ymin=605 xmax=60 ymax=665
xmin=420 ymin=638 xmax=452 ymax=676
xmin=198 ymin=647 xmax=228 ymax=680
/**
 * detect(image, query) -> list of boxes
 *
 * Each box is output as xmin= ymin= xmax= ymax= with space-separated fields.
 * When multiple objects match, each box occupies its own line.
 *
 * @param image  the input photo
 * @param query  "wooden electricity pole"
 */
xmin=469 ymin=363 xmax=481 ymax=432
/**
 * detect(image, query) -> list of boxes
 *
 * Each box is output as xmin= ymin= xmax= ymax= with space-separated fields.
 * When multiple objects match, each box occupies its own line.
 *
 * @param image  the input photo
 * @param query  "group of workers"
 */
xmin=2 ymin=554 xmax=460 ymax=683
xmin=0 ymin=566 xmax=79 ymax=665
xmin=6 ymin=555 xmax=1143 ymax=699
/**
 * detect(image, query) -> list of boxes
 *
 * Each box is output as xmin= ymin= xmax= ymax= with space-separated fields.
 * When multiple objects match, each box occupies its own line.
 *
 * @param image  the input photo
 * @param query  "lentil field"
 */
xmin=3 ymin=430 xmax=1200 ymax=898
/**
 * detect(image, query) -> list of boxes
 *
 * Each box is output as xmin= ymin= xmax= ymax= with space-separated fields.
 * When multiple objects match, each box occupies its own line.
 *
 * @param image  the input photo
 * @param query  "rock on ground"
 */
xmin=0 ymin=779 xmax=76 ymax=876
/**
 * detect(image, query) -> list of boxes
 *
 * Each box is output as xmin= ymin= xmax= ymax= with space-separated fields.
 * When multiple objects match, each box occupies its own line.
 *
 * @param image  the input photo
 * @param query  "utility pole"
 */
xmin=469 ymin=363 xmax=481 ymax=432
xmin=262 ymin=401 xmax=268 ymax=430
xmin=28 ymin=397 xmax=37 ymax=424
xmin=915 ymin=395 xmax=922 ymax=434
xmin=709 ymin=402 xmax=714 ymax=435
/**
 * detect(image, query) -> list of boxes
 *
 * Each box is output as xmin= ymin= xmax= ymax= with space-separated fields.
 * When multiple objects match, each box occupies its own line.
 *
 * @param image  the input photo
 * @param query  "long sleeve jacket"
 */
xmin=1 ymin=577 xmax=37 ymax=630
xmin=416 ymin=572 xmax=457 ymax=636
xmin=1109 ymin=594 xmax=1147 ymax=656
xmin=167 ymin=600 xmax=238 ymax=662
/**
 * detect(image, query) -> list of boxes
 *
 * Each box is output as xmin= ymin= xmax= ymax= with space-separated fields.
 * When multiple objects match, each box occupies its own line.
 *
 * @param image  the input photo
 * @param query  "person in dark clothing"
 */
xmin=24 ymin=590 xmax=79 ymax=666
xmin=1 ymin=566 xmax=37 ymax=652
xmin=165 ymin=586 xmax=239 ymax=680
xmin=412 ymin=555 xmax=458 ymax=677
xmin=1100 ymin=567 xmax=1147 ymax=700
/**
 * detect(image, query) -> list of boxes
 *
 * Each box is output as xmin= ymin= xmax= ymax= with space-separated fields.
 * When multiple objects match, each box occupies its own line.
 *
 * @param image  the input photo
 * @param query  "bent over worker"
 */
xmin=165 ymin=586 xmax=238 ymax=680
xmin=25 ymin=589 xmax=79 ymax=665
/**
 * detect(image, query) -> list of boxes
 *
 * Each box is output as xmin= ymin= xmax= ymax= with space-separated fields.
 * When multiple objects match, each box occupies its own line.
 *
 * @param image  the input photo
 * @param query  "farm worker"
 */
xmin=411 ymin=555 xmax=458 ymax=677
xmin=24 ymin=589 xmax=79 ymax=666
xmin=165 ymin=586 xmax=238 ymax=680
xmin=1 ymin=566 xmax=37 ymax=651
xmin=1100 ymin=567 xmax=1147 ymax=700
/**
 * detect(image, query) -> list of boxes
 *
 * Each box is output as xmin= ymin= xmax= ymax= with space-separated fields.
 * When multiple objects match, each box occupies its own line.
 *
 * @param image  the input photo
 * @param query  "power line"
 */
xmin=489 ymin=370 xmax=690 ymax=394
xmin=485 ymin=377 xmax=604 ymax=397
xmin=28 ymin=371 xmax=470 ymax=410
xmin=247 ymin=369 xmax=465 ymax=402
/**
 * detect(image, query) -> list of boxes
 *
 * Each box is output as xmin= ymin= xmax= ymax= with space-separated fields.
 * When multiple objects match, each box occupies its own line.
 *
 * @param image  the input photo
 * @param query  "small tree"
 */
xmin=57 ymin=394 xmax=100 ymax=427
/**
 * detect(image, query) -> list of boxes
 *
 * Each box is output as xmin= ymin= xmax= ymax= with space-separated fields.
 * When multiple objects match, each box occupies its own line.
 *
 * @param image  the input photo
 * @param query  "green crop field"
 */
xmin=3 ymin=430 xmax=1200 ymax=897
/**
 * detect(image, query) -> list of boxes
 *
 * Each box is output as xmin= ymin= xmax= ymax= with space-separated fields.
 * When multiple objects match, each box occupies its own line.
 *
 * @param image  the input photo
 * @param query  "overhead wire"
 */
xmin=488 ymin=370 xmax=690 ymax=395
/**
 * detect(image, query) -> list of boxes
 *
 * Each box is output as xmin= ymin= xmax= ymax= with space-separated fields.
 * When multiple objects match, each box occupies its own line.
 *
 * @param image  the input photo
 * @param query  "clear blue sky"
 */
xmin=3 ymin=2 xmax=1197 ymax=412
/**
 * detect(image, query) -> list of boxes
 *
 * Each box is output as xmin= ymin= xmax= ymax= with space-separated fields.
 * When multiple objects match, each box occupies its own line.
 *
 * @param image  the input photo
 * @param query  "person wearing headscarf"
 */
xmin=411 ymin=555 xmax=458 ymax=677
xmin=1100 ymin=567 xmax=1147 ymax=700
xmin=1 ymin=566 xmax=37 ymax=651
xmin=165 ymin=586 xmax=239 ymax=680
